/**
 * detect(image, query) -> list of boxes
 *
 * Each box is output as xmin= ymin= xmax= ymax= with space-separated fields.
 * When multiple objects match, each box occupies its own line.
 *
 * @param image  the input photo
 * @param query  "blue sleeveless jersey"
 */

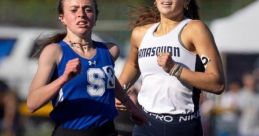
xmin=50 ymin=40 xmax=118 ymax=129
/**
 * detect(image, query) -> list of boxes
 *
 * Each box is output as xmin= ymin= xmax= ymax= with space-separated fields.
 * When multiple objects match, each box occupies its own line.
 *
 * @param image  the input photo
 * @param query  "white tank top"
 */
xmin=138 ymin=18 xmax=204 ymax=114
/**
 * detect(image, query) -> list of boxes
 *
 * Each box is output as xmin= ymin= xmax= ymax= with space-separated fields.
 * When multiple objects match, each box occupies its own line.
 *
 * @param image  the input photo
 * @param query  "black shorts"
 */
xmin=52 ymin=121 xmax=117 ymax=136
xmin=133 ymin=109 xmax=203 ymax=136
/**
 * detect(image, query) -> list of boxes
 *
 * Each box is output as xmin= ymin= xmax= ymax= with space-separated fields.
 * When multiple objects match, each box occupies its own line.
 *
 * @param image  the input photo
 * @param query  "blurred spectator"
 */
xmin=0 ymin=79 xmax=19 ymax=136
xmin=200 ymin=92 xmax=217 ymax=136
xmin=237 ymin=73 xmax=259 ymax=136
xmin=253 ymin=57 xmax=259 ymax=91
xmin=216 ymin=79 xmax=241 ymax=136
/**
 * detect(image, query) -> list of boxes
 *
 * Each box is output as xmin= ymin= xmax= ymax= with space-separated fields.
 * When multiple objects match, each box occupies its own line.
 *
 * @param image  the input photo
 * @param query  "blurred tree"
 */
xmin=198 ymin=0 xmax=256 ymax=20
xmin=0 ymin=0 xmax=255 ymax=27
xmin=0 ymin=0 xmax=57 ymax=27
xmin=0 ymin=0 xmax=255 ymax=47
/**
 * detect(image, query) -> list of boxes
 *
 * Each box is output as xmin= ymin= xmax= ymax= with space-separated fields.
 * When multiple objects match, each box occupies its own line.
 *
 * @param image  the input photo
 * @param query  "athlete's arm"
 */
xmin=119 ymin=25 xmax=151 ymax=87
xmin=115 ymin=25 xmax=149 ymax=110
xmin=27 ymin=44 xmax=80 ymax=113
xmin=180 ymin=20 xmax=225 ymax=94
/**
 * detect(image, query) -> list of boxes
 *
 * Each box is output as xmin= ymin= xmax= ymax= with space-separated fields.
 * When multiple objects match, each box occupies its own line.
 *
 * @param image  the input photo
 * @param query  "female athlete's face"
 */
xmin=155 ymin=0 xmax=186 ymax=19
xmin=59 ymin=0 xmax=96 ymax=36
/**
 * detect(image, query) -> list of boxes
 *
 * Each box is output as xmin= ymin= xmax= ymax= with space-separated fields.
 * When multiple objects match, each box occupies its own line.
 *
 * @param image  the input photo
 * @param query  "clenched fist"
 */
xmin=63 ymin=58 xmax=81 ymax=80
xmin=157 ymin=52 xmax=175 ymax=73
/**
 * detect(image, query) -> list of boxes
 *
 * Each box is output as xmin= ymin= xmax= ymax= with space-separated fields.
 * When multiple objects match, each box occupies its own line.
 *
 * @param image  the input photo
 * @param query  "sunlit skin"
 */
xmin=60 ymin=0 xmax=98 ymax=59
xmin=27 ymin=0 xmax=112 ymax=113
xmin=60 ymin=0 xmax=96 ymax=39
xmin=27 ymin=0 xmax=147 ymax=125
xmin=155 ymin=0 xmax=185 ymax=20
xmin=119 ymin=0 xmax=225 ymax=95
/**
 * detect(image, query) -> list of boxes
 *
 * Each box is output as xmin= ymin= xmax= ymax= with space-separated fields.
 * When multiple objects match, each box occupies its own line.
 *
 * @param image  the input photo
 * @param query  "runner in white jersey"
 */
xmin=138 ymin=18 xmax=200 ymax=115
xmin=118 ymin=0 xmax=225 ymax=136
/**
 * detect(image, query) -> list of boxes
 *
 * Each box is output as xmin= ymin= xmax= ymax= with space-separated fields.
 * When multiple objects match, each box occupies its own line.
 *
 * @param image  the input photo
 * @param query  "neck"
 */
xmin=160 ymin=13 xmax=184 ymax=24
xmin=155 ymin=15 xmax=184 ymax=36
xmin=64 ymin=35 xmax=94 ymax=50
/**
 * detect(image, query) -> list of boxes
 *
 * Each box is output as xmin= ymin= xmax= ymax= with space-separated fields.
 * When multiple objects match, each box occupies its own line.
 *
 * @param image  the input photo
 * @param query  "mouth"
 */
xmin=161 ymin=1 xmax=172 ymax=6
xmin=76 ymin=21 xmax=88 ymax=27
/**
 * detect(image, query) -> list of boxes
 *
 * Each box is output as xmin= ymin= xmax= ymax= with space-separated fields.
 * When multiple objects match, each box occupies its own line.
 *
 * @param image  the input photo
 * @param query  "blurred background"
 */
xmin=1 ymin=0 xmax=259 ymax=136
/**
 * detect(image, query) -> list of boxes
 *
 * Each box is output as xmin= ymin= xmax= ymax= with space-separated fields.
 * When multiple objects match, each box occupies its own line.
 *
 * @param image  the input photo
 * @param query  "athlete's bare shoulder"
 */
xmin=39 ymin=43 xmax=62 ymax=64
xmin=132 ymin=23 xmax=154 ymax=37
xmin=103 ymin=42 xmax=119 ymax=61
xmin=185 ymin=20 xmax=210 ymax=35
xmin=41 ymin=43 xmax=61 ymax=56
xmin=131 ymin=23 xmax=155 ymax=47
xmin=183 ymin=20 xmax=212 ymax=46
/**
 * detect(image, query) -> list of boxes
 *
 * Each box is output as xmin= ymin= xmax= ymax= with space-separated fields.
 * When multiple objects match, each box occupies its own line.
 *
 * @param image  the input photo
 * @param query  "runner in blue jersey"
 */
xmin=27 ymin=0 xmax=147 ymax=135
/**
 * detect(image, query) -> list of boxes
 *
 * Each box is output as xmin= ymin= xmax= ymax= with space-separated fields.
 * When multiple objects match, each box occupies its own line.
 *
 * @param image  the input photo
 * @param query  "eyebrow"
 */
xmin=70 ymin=5 xmax=93 ymax=8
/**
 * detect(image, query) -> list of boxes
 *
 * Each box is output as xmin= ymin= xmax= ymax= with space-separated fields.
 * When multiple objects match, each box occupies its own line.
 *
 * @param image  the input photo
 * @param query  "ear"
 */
xmin=59 ymin=15 xmax=66 ymax=25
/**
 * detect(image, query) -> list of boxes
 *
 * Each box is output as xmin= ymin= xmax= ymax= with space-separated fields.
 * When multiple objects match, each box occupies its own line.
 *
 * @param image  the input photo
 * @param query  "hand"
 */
xmin=157 ymin=52 xmax=175 ymax=73
xmin=63 ymin=58 xmax=81 ymax=80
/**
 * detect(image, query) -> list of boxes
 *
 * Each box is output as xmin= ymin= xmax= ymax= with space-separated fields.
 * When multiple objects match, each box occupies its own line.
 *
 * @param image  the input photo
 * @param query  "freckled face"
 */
xmin=155 ymin=0 xmax=185 ymax=18
xmin=59 ymin=0 xmax=96 ymax=36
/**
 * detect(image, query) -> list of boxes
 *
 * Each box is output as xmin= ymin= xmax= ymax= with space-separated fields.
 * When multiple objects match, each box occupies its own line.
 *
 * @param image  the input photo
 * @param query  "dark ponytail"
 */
xmin=33 ymin=33 xmax=66 ymax=58
xmin=184 ymin=0 xmax=200 ymax=20
xmin=33 ymin=0 xmax=66 ymax=58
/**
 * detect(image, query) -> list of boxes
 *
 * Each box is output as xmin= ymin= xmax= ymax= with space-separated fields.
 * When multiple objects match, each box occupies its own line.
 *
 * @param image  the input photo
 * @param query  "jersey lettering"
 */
xmin=87 ymin=66 xmax=115 ymax=97
xmin=102 ymin=66 xmax=115 ymax=89
xmin=138 ymin=46 xmax=180 ymax=58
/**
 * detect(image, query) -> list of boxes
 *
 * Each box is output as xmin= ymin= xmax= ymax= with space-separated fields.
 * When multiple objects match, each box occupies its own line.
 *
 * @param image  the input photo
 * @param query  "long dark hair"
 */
xmin=34 ymin=0 xmax=99 ymax=57
xmin=130 ymin=0 xmax=200 ymax=28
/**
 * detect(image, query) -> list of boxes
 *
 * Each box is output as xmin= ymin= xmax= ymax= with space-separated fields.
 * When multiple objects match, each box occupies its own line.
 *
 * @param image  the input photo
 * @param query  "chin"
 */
xmin=77 ymin=28 xmax=90 ymax=34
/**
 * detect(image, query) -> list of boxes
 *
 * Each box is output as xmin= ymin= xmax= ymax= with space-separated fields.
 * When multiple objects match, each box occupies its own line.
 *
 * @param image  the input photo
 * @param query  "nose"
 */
xmin=77 ymin=8 xmax=85 ymax=17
